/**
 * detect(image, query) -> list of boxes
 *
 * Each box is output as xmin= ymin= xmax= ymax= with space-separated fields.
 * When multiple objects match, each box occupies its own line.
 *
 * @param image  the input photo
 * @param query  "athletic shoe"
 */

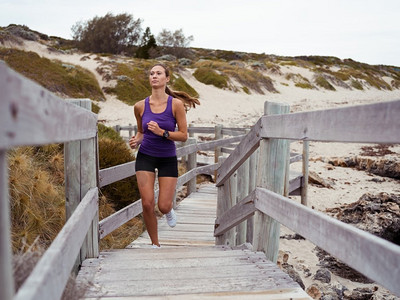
xmin=165 ymin=208 xmax=177 ymax=227
xmin=151 ymin=244 xmax=161 ymax=249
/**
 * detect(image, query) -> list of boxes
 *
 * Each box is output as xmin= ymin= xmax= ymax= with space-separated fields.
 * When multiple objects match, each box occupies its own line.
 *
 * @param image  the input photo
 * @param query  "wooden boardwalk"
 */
xmin=77 ymin=183 xmax=310 ymax=299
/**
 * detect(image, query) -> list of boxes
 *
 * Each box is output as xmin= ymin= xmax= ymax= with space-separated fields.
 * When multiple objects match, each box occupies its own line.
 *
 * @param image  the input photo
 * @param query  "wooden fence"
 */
xmin=2 ymin=61 xmax=292 ymax=299
xmin=2 ymin=59 xmax=399 ymax=299
xmin=214 ymin=100 xmax=400 ymax=296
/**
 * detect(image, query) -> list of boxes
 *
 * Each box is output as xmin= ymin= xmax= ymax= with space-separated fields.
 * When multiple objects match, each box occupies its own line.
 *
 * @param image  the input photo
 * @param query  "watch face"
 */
xmin=163 ymin=130 xmax=169 ymax=138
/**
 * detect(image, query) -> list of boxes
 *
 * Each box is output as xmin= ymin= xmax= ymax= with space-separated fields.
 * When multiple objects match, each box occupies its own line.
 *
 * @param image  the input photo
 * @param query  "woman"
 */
xmin=129 ymin=63 xmax=199 ymax=248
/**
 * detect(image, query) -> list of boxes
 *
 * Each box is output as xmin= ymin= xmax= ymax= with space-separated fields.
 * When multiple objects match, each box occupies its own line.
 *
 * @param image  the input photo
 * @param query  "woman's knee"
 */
xmin=158 ymin=201 xmax=172 ymax=214
xmin=142 ymin=199 xmax=155 ymax=213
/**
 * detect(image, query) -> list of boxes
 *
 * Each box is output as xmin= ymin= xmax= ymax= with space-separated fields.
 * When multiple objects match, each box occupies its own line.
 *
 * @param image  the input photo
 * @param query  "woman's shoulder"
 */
xmin=171 ymin=97 xmax=184 ymax=107
xmin=134 ymin=99 xmax=146 ymax=115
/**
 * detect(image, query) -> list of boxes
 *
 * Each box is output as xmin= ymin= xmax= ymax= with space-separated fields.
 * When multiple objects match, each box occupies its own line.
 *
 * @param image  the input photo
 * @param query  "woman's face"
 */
xmin=149 ymin=65 xmax=170 ymax=88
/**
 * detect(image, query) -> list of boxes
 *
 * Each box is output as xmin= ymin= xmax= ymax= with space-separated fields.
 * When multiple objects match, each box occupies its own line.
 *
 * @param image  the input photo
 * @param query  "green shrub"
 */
xmin=242 ymin=86 xmax=250 ymax=94
xmin=295 ymin=82 xmax=314 ymax=89
xmin=0 ymin=48 xmax=105 ymax=101
xmin=98 ymin=124 xmax=139 ymax=210
xmin=193 ymin=67 xmax=228 ymax=89
xmin=194 ymin=60 xmax=276 ymax=93
xmin=286 ymin=73 xmax=315 ymax=89
xmin=171 ymin=75 xmax=199 ymax=98
xmin=112 ymin=62 xmax=153 ymax=104
xmin=315 ymin=75 xmax=336 ymax=91
xmin=351 ymin=79 xmax=364 ymax=90
xmin=279 ymin=60 xmax=298 ymax=67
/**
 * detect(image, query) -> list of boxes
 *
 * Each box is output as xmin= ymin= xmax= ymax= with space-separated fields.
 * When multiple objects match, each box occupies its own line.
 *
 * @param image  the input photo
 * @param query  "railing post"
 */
xmin=186 ymin=137 xmax=197 ymax=195
xmin=253 ymin=101 xmax=290 ymax=262
xmin=246 ymin=148 xmax=258 ymax=243
xmin=301 ymin=141 xmax=309 ymax=206
xmin=0 ymin=150 xmax=15 ymax=300
xmin=128 ymin=123 xmax=133 ymax=138
xmin=214 ymin=124 xmax=223 ymax=181
xmin=216 ymin=157 xmax=236 ymax=246
xmin=236 ymin=157 xmax=249 ymax=245
xmin=228 ymin=169 xmax=238 ymax=246
xmin=65 ymin=99 xmax=99 ymax=271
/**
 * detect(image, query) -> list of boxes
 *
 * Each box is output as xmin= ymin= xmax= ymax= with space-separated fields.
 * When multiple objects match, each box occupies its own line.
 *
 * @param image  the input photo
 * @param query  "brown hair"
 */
xmin=151 ymin=63 xmax=200 ymax=111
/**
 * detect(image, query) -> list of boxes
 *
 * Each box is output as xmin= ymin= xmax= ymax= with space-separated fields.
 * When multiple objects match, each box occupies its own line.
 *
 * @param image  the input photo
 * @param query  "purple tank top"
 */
xmin=139 ymin=96 xmax=177 ymax=157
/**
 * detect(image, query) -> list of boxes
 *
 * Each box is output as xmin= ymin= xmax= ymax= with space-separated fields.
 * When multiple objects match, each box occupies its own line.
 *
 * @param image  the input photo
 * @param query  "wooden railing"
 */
xmin=3 ymin=59 xmax=398 ymax=298
xmin=214 ymin=100 xmax=400 ymax=297
xmin=0 ymin=62 xmax=99 ymax=300
xmin=0 ymin=61 xmax=262 ymax=299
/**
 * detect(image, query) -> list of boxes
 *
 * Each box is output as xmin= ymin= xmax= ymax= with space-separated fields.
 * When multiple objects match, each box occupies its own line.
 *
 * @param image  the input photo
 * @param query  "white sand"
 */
xmin=7 ymin=40 xmax=400 ymax=297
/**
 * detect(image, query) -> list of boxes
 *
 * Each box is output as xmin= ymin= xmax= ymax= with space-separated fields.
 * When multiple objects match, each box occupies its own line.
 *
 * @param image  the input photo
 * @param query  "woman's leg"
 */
xmin=157 ymin=177 xmax=178 ymax=214
xmin=136 ymin=171 xmax=159 ymax=246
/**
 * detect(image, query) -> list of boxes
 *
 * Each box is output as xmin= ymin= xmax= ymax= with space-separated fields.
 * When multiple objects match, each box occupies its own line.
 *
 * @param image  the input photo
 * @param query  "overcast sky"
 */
xmin=1 ymin=0 xmax=399 ymax=66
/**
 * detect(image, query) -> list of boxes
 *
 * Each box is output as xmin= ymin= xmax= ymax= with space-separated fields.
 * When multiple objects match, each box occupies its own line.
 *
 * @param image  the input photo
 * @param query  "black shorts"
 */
xmin=135 ymin=151 xmax=178 ymax=177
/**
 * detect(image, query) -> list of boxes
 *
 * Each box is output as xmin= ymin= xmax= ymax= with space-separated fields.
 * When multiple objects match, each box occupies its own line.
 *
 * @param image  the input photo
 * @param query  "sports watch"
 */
xmin=162 ymin=130 xmax=169 ymax=139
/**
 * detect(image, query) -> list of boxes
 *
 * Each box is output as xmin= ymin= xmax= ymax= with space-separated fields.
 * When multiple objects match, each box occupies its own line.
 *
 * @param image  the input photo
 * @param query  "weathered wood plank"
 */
xmin=254 ymin=187 xmax=400 ymax=296
xmin=214 ymin=191 xmax=256 ymax=237
xmin=15 ymin=188 xmax=98 ymax=300
xmin=260 ymin=99 xmax=400 ymax=143
xmin=253 ymin=102 xmax=289 ymax=262
xmin=176 ymin=135 xmax=245 ymax=158
xmin=0 ymin=150 xmax=15 ymax=300
xmin=81 ymin=288 xmax=309 ymax=300
xmin=99 ymin=161 xmax=136 ymax=188
xmin=0 ymin=62 xmax=97 ymax=149
xmin=216 ymin=119 xmax=262 ymax=187
xmin=83 ymin=273 xmax=298 ymax=297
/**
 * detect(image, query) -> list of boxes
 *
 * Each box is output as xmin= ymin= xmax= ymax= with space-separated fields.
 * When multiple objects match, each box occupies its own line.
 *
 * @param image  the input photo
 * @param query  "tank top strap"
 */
xmin=167 ymin=95 xmax=173 ymax=113
xmin=144 ymin=96 xmax=150 ymax=112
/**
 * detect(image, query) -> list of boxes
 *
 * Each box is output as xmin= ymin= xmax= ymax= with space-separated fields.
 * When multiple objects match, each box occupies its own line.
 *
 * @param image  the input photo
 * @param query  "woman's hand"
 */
xmin=129 ymin=133 xmax=143 ymax=149
xmin=147 ymin=121 xmax=163 ymax=136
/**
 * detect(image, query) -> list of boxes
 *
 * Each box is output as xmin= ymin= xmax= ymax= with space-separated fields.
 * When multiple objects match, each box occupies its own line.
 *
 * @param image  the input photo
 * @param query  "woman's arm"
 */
xmin=129 ymin=100 xmax=145 ymax=149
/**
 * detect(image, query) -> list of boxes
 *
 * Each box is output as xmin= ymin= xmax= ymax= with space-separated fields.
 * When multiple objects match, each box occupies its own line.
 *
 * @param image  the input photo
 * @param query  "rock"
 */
xmin=62 ymin=64 xmax=76 ymax=70
xmin=117 ymin=75 xmax=131 ymax=81
xmin=307 ymin=284 xmax=322 ymax=299
xmin=6 ymin=25 xmax=39 ymax=41
xmin=327 ymin=156 xmax=400 ymax=179
xmin=309 ymin=171 xmax=335 ymax=189
xmin=281 ymin=263 xmax=305 ymax=289
xmin=229 ymin=60 xmax=245 ymax=67
xmin=156 ymin=54 xmax=177 ymax=61
xmin=346 ymin=287 xmax=374 ymax=300
xmin=326 ymin=193 xmax=400 ymax=245
xmin=178 ymin=58 xmax=192 ymax=66
xmin=313 ymin=268 xmax=332 ymax=283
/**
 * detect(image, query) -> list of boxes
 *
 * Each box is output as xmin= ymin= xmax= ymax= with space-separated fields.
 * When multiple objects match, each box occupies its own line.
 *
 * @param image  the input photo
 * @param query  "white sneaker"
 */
xmin=165 ymin=208 xmax=177 ymax=227
xmin=151 ymin=244 xmax=161 ymax=249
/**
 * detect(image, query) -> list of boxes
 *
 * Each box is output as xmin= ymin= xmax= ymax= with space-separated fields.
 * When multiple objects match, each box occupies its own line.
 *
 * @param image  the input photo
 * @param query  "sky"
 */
xmin=1 ymin=0 xmax=399 ymax=66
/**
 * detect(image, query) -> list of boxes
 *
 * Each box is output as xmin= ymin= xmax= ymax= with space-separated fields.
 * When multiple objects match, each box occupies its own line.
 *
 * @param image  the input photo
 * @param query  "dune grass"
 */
xmin=109 ymin=61 xmax=198 ymax=104
xmin=0 ymin=48 xmax=105 ymax=102
xmin=194 ymin=60 xmax=276 ymax=93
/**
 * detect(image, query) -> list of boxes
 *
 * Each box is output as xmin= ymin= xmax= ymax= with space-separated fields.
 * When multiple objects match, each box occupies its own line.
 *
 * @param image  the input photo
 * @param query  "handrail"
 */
xmin=216 ymin=119 xmax=263 ymax=186
xmin=214 ymin=99 xmax=400 ymax=297
xmin=99 ymin=136 xmax=242 ymax=188
xmin=1 ymin=63 xmax=99 ymax=300
xmin=14 ymin=188 xmax=98 ymax=300
xmin=260 ymin=100 xmax=400 ymax=143
xmin=0 ymin=62 xmax=97 ymax=150
xmin=254 ymin=187 xmax=400 ymax=295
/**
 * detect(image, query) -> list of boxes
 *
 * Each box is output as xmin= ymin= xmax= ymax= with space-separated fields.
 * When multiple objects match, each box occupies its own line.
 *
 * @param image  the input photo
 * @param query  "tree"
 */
xmin=156 ymin=28 xmax=193 ymax=48
xmin=136 ymin=27 xmax=157 ymax=59
xmin=71 ymin=13 xmax=142 ymax=54
xmin=156 ymin=28 xmax=194 ymax=58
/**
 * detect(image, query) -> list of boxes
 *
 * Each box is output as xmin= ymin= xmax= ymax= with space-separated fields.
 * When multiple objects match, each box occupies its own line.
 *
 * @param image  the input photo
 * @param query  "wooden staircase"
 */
xmin=77 ymin=183 xmax=310 ymax=299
